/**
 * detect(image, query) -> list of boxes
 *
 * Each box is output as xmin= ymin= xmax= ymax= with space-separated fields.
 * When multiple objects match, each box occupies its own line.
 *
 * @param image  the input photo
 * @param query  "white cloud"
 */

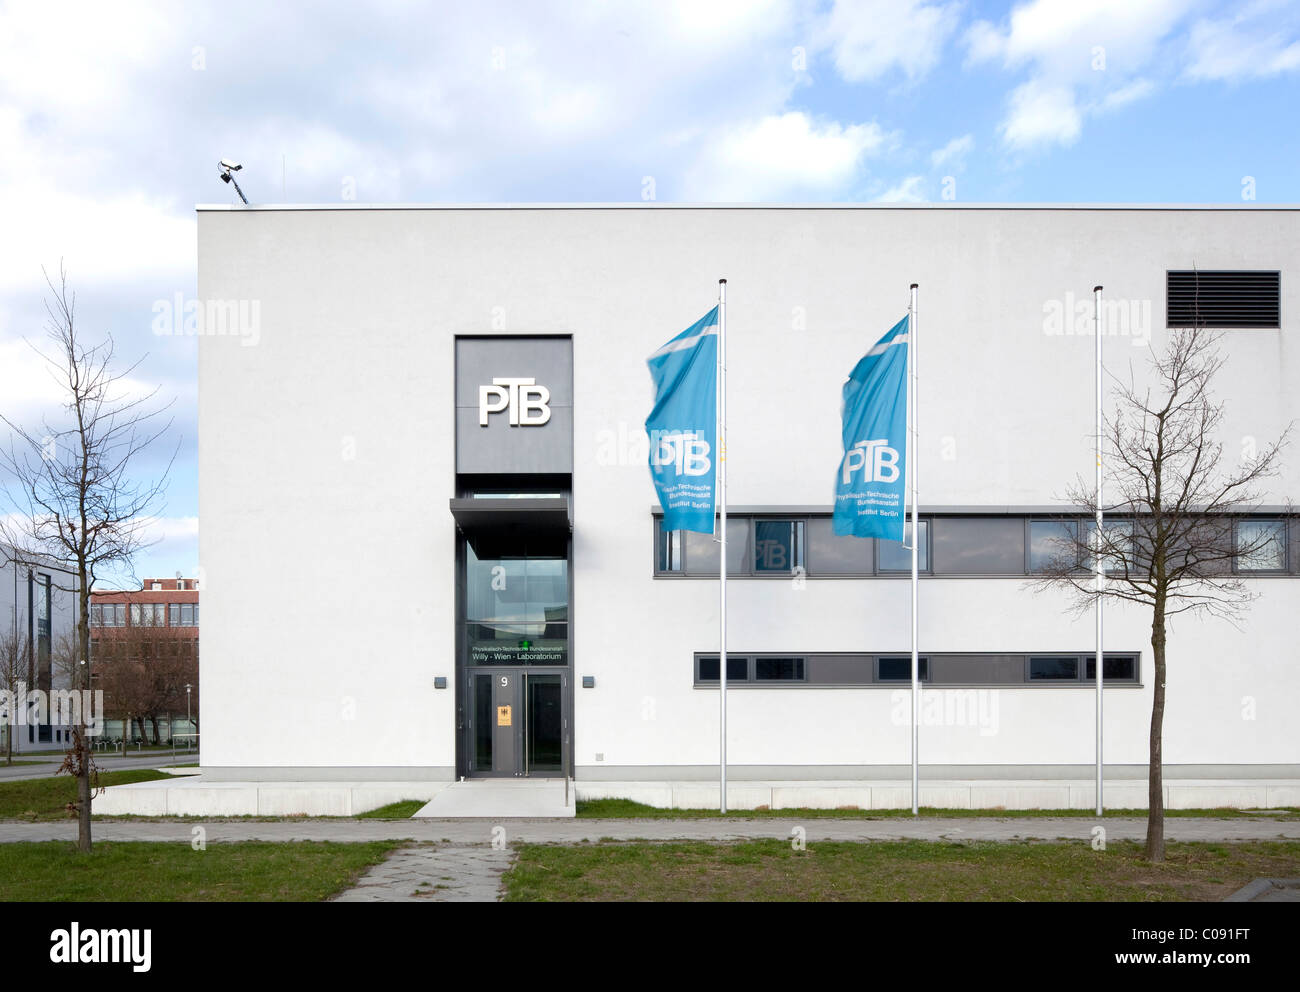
xmin=999 ymin=82 xmax=1082 ymax=149
xmin=875 ymin=175 xmax=927 ymax=202
xmin=1185 ymin=2 xmax=1300 ymax=81
xmin=685 ymin=112 xmax=891 ymax=200
xmin=965 ymin=0 xmax=1191 ymax=150
xmin=930 ymin=133 xmax=974 ymax=170
xmin=824 ymin=0 xmax=962 ymax=82
xmin=1096 ymin=78 xmax=1156 ymax=111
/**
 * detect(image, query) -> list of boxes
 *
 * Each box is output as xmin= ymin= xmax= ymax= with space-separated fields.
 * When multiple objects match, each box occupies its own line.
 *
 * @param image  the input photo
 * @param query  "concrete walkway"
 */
xmin=0 ymin=752 xmax=200 ymax=783
xmin=332 ymin=845 xmax=514 ymax=902
xmin=1 ymin=816 xmax=1297 ymax=845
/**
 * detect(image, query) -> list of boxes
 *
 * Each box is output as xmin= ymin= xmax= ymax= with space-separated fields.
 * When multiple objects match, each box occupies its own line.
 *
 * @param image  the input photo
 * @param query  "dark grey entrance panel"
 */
xmin=466 ymin=669 xmax=567 ymax=777
xmin=455 ymin=336 xmax=573 ymax=474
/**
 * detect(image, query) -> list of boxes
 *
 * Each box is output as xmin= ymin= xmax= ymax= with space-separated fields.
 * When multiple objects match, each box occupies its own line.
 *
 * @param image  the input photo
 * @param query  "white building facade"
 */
xmin=193 ymin=204 xmax=1299 ymax=809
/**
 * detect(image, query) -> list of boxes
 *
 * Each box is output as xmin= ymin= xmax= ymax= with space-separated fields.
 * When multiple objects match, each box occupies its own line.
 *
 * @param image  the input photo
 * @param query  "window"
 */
xmin=1084 ymin=655 xmax=1139 ymax=681
xmin=806 ymin=517 xmax=872 ymax=574
xmin=1028 ymin=520 xmax=1078 ymax=572
xmin=754 ymin=657 xmax=805 ymax=681
xmin=1236 ymin=519 xmax=1287 ymax=572
xmin=131 ymin=603 xmax=165 ymax=626
xmin=752 ymin=520 xmax=804 ymax=574
xmin=697 ymin=656 xmax=749 ymax=682
xmin=932 ymin=517 xmax=1024 ymax=574
xmin=877 ymin=520 xmax=928 ymax=572
xmin=655 ymin=518 xmax=750 ymax=576
xmin=657 ymin=527 xmax=683 ymax=572
xmin=169 ymin=603 xmax=198 ymax=627
xmin=1083 ymin=519 xmax=1134 ymax=574
xmin=1028 ymin=656 xmax=1079 ymax=680
xmin=465 ymin=538 xmax=568 ymax=665
xmin=695 ymin=652 xmax=1139 ymax=687
xmin=1167 ymin=270 xmax=1280 ymax=329
xmin=877 ymin=656 xmax=930 ymax=681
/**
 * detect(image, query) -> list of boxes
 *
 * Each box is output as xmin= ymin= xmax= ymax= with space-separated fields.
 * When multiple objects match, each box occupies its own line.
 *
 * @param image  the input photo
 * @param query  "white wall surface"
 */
xmin=197 ymin=205 xmax=1300 ymax=776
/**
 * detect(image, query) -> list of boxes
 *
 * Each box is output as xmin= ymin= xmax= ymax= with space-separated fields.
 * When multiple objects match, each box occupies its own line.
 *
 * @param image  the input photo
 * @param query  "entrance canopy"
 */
xmin=449 ymin=496 xmax=572 ymax=538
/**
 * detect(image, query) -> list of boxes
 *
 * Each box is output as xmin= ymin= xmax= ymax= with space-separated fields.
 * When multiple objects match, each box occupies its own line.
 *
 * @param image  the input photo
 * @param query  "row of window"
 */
xmin=90 ymin=603 xmax=200 ymax=627
xmin=656 ymin=515 xmax=1294 ymax=577
xmin=693 ymin=652 xmax=1141 ymax=687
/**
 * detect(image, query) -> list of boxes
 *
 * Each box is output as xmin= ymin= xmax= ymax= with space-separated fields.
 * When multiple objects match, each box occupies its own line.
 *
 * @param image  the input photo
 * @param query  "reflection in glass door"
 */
xmin=525 ymin=674 xmax=563 ymax=773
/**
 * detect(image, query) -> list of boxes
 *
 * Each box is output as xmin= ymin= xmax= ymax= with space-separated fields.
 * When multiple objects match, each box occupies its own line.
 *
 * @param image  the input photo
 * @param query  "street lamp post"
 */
xmin=185 ymin=684 xmax=192 ymax=752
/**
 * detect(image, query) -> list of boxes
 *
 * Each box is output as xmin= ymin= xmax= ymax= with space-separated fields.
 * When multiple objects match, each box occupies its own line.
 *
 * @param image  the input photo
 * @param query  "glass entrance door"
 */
xmin=467 ymin=670 xmax=566 ymax=777
xmin=524 ymin=674 xmax=563 ymax=773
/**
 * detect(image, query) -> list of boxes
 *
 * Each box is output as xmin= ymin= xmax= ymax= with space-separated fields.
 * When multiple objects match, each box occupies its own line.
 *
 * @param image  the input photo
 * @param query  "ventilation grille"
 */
xmin=1167 ymin=270 xmax=1280 ymax=328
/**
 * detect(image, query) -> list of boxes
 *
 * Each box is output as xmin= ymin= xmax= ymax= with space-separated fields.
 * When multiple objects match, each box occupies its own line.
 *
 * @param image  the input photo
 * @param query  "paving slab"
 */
xmin=332 ymin=845 xmax=514 ymax=902
xmin=1224 ymin=877 xmax=1300 ymax=902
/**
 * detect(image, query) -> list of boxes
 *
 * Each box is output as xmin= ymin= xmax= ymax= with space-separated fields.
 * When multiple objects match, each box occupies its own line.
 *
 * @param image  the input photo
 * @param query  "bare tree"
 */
xmin=0 ymin=623 xmax=32 ymax=766
xmin=0 ymin=265 xmax=175 ymax=852
xmin=1033 ymin=325 xmax=1290 ymax=862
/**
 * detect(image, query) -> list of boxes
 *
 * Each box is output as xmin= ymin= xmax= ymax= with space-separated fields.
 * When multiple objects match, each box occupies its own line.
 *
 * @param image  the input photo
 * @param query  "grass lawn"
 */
xmin=576 ymin=799 xmax=1299 ymax=820
xmin=504 ymin=838 xmax=1300 ymax=902
xmin=0 ymin=769 xmax=172 ymax=821
xmin=356 ymin=800 xmax=426 ymax=819
xmin=0 ymin=841 xmax=400 ymax=901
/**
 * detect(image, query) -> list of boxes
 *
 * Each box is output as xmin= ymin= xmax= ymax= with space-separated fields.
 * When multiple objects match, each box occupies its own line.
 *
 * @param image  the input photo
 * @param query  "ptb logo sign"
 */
xmin=479 ymin=377 xmax=551 ymax=426
xmin=651 ymin=430 xmax=711 ymax=476
xmin=841 ymin=438 xmax=900 ymax=484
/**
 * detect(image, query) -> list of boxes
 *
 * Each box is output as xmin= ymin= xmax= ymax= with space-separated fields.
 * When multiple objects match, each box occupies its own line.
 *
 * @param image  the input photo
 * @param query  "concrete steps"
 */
xmin=413 ymin=779 xmax=576 ymax=819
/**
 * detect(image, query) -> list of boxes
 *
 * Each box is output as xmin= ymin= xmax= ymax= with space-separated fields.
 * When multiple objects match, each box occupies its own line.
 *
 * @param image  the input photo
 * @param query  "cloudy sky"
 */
xmin=1 ymin=0 xmax=1298 ymax=586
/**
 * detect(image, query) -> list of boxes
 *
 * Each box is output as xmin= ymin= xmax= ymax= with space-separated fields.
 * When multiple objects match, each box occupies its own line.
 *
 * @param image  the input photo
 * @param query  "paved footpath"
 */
xmin=5 ymin=817 xmax=1296 ymax=903
xmin=2 ymin=816 xmax=1297 ymax=845
xmin=332 ymin=845 xmax=515 ymax=902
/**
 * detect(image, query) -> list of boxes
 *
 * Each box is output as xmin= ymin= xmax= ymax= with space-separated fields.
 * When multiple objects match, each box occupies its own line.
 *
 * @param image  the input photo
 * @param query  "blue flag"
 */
xmin=833 ymin=314 xmax=910 ymax=541
xmin=646 ymin=306 xmax=718 ymax=534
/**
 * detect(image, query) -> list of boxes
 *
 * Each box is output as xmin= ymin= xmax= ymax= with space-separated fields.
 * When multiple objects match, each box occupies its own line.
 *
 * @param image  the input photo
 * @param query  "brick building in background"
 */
xmin=90 ymin=576 xmax=200 ymax=745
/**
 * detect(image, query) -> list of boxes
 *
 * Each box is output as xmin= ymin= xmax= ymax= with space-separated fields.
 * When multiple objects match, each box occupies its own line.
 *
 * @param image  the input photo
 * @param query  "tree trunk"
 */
xmin=149 ymin=715 xmax=161 ymax=746
xmin=75 ymin=571 xmax=91 ymax=852
xmin=76 ymin=732 xmax=91 ymax=851
xmin=1146 ymin=603 xmax=1167 ymax=862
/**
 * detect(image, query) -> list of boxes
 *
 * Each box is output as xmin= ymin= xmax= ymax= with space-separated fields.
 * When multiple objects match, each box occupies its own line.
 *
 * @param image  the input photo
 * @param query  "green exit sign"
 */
xmin=518 ymin=640 xmax=532 ymax=651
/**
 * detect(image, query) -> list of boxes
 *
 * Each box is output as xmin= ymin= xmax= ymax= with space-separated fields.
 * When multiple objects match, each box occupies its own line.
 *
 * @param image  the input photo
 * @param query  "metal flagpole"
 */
xmin=718 ymin=278 xmax=728 ymax=815
xmin=1094 ymin=285 xmax=1104 ymax=817
xmin=909 ymin=283 xmax=920 ymax=817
